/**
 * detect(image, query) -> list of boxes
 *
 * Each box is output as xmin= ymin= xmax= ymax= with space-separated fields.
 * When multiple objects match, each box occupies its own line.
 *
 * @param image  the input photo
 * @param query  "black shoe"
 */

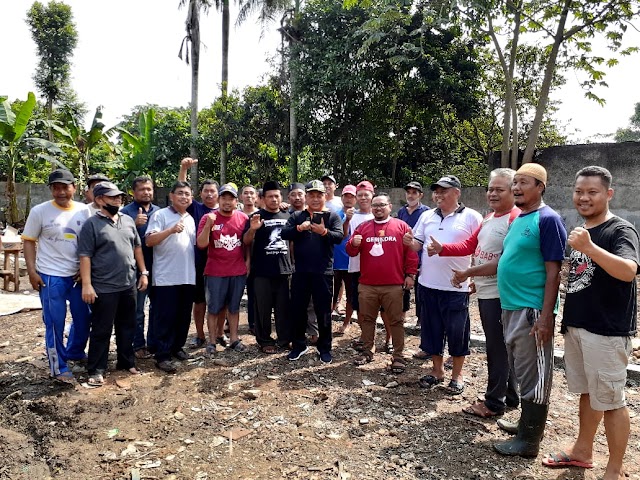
xmin=494 ymin=400 xmax=548 ymax=457
xmin=216 ymin=336 xmax=229 ymax=348
xmin=156 ymin=360 xmax=177 ymax=373
xmin=173 ymin=350 xmax=190 ymax=361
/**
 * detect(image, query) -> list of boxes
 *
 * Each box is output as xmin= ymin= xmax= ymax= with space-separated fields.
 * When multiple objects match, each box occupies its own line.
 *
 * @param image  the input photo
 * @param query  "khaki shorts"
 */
xmin=564 ymin=327 xmax=631 ymax=411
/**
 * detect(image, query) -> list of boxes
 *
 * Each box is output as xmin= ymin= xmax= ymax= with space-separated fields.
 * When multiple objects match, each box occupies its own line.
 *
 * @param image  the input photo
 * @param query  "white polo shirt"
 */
xmin=413 ymin=204 xmax=482 ymax=291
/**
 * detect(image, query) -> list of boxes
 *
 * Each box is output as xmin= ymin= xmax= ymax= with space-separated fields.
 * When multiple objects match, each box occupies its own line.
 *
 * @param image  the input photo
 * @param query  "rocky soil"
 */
xmin=0 ymin=292 xmax=639 ymax=480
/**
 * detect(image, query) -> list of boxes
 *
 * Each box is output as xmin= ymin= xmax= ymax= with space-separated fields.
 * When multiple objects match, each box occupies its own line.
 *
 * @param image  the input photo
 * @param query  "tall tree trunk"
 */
xmin=488 ymin=16 xmax=513 ymax=168
xmin=288 ymin=0 xmax=301 ymax=183
xmin=289 ymin=67 xmax=298 ymax=183
xmin=190 ymin=3 xmax=200 ymax=191
xmin=523 ymin=0 xmax=570 ymax=163
xmin=510 ymin=101 xmax=518 ymax=170
xmin=46 ymin=98 xmax=53 ymax=143
xmin=219 ymin=0 xmax=230 ymax=184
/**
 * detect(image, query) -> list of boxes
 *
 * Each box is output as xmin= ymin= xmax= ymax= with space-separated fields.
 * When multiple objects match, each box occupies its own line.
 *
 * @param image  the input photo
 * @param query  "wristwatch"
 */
xmin=141 ymin=270 xmax=149 ymax=276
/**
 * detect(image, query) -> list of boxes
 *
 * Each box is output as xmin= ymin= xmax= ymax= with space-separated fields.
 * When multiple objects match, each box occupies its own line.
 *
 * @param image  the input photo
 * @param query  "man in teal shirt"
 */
xmin=494 ymin=163 xmax=567 ymax=458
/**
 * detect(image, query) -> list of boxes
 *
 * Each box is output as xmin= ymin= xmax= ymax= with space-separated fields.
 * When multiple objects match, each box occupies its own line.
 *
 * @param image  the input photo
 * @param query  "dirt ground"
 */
xmin=0 ymin=281 xmax=639 ymax=480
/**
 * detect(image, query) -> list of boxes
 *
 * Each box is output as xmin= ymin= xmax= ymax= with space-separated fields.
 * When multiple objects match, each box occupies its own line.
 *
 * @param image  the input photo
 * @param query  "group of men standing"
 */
xmin=20 ymin=160 xmax=637 ymax=479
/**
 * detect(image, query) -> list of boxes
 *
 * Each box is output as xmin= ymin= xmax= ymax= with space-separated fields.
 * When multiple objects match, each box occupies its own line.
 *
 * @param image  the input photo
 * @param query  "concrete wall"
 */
xmin=2 ymin=142 xmax=640 ymax=230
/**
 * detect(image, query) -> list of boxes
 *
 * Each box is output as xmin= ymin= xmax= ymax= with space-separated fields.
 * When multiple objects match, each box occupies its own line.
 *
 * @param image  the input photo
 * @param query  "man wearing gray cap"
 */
xmin=78 ymin=182 xmax=148 ymax=386
xmin=22 ymin=169 xmax=92 ymax=382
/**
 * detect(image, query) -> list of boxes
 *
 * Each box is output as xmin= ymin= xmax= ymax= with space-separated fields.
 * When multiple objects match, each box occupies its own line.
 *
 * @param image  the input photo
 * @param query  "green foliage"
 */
xmin=290 ymin=0 xmax=484 ymax=186
xmin=1 ymin=92 xmax=70 ymax=223
xmin=614 ymin=102 xmax=640 ymax=142
xmin=26 ymin=1 xmax=78 ymax=113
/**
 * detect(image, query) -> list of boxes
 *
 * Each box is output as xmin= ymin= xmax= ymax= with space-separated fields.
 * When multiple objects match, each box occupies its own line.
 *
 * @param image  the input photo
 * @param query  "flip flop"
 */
xmin=87 ymin=374 xmax=104 ymax=387
xmin=390 ymin=360 xmax=406 ymax=374
xmin=353 ymin=354 xmax=372 ymax=366
xmin=446 ymin=379 xmax=465 ymax=395
xmin=418 ymin=374 xmax=444 ymax=388
xmin=261 ymin=345 xmax=279 ymax=354
xmin=462 ymin=401 xmax=502 ymax=418
xmin=542 ymin=451 xmax=594 ymax=469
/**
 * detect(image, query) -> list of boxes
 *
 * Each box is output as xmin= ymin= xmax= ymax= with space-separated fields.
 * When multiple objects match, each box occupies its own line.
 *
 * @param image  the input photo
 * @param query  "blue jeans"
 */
xmin=39 ymin=273 xmax=91 ymax=375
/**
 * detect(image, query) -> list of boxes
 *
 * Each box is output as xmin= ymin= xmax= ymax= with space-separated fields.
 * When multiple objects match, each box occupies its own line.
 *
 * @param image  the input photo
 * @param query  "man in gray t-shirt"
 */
xmin=78 ymin=182 xmax=148 ymax=386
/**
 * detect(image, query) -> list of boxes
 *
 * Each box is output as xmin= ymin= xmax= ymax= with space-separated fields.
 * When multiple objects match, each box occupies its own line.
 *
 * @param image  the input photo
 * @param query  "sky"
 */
xmin=2 ymin=0 xmax=639 ymax=143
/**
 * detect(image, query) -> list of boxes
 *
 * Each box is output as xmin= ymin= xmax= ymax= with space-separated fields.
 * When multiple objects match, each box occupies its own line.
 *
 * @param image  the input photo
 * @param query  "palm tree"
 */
xmin=179 ymin=0 xmax=210 ymax=191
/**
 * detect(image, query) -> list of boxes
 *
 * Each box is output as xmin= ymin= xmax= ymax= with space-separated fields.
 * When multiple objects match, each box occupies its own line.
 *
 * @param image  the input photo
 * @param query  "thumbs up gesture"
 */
xmin=135 ymin=207 xmax=148 ymax=226
xmin=172 ymin=218 xmax=185 ymax=234
xmin=427 ymin=235 xmax=442 ymax=256
xmin=402 ymin=228 xmax=414 ymax=246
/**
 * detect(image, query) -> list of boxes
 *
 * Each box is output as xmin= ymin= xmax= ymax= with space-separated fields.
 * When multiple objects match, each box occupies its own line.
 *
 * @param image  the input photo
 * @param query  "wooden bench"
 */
xmin=1 ymin=248 xmax=21 ymax=292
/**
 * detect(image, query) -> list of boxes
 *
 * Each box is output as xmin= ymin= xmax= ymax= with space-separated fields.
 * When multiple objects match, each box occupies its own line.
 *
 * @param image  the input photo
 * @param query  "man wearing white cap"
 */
xmin=493 ymin=162 xmax=567 ymax=458
xmin=404 ymin=175 xmax=482 ymax=394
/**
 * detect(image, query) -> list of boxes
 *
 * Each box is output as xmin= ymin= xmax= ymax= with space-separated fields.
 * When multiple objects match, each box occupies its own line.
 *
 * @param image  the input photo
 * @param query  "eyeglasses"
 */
xmin=371 ymin=203 xmax=389 ymax=208
xmin=173 ymin=191 xmax=192 ymax=197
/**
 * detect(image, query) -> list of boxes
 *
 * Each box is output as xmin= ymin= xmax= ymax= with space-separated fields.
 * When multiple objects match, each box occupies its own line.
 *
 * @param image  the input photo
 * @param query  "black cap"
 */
xmin=87 ymin=173 xmax=110 ymax=187
xmin=263 ymin=181 xmax=280 ymax=193
xmin=404 ymin=181 xmax=423 ymax=193
xmin=430 ymin=175 xmax=462 ymax=191
xmin=289 ymin=182 xmax=306 ymax=192
xmin=93 ymin=181 xmax=125 ymax=197
xmin=48 ymin=169 xmax=75 ymax=185
xmin=321 ymin=174 xmax=336 ymax=184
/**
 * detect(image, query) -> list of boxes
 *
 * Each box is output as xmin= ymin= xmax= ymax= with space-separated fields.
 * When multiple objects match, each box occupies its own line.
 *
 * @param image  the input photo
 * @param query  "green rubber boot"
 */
xmin=493 ymin=399 xmax=548 ymax=458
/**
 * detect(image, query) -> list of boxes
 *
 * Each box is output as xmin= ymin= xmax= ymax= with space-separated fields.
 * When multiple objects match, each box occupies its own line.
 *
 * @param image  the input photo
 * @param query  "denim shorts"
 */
xmin=205 ymin=275 xmax=247 ymax=314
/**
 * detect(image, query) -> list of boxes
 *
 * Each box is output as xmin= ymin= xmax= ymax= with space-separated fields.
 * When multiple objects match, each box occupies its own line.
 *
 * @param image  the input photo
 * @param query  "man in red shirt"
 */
xmin=346 ymin=193 xmax=418 ymax=373
xmin=196 ymin=184 xmax=249 ymax=354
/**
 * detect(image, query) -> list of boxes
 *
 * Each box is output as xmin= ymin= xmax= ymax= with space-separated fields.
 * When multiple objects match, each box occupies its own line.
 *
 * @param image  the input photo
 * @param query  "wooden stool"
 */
xmin=1 ymin=248 xmax=21 ymax=292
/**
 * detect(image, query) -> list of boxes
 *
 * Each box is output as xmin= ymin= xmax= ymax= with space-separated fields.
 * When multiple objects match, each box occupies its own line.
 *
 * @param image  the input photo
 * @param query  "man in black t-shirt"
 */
xmin=542 ymin=166 xmax=639 ymax=479
xmin=243 ymin=181 xmax=293 ymax=353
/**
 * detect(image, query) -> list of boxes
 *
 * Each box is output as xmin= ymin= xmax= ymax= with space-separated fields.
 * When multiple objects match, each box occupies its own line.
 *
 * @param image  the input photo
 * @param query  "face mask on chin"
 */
xmin=103 ymin=203 xmax=120 ymax=216
xmin=407 ymin=199 xmax=419 ymax=207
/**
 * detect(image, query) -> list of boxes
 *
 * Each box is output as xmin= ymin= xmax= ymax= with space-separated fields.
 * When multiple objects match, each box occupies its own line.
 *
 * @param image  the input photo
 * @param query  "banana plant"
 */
xmin=116 ymin=108 xmax=157 ymax=188
xmin=57 ymin=106 xmax=116 ymax=190
xmin=1 ymin=92 xmax=72 ymax=223
xmin=0 ymin=92 xmax=37 ymax=224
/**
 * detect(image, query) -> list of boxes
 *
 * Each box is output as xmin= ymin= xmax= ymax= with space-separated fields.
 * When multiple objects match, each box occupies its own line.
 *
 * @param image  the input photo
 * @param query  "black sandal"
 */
xmin=418 ymin=374 xmax=444 ymax=388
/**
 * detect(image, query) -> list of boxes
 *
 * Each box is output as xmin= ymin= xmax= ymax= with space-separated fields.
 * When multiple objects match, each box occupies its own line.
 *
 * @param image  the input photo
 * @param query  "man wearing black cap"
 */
xmin=243 ymin=181 xmax=293 ymax=353
xmin=287 ymin=183 xmax=306 ymax=213
xmin=404 ymin=174 xmax=482 ymax=394
xmin=78 ymin=182 xmax=149 ymax=386
xmin=322 ymin=175 xmax=343 ymax=214
xmin=84 ymin=173 xmax=110 ymax=215
xmin=22 ymin=169 xmax=92 ymax=382
xmin=281 ymin=180 xmax=344 ymax=363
